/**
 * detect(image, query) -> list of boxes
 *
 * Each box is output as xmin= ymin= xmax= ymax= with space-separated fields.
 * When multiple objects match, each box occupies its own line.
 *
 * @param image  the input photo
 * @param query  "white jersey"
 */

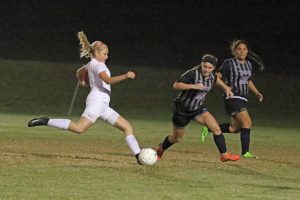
xmin=84 ymin=58 xmax=111 ymax=98
xmin=82 ymin=58 xmax=119 ymax=123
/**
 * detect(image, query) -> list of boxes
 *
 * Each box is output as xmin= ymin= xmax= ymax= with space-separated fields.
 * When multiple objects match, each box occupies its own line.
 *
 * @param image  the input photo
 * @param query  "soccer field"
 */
xmin=2 ymin=1 xmax=300 ymax=198
xmin=0 ymin=114 xmax=299 ymax=200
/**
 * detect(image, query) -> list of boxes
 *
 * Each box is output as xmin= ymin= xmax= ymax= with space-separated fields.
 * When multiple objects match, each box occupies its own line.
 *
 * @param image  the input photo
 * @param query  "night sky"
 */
xmin=1 ymin=0 xmax=299 ymax=74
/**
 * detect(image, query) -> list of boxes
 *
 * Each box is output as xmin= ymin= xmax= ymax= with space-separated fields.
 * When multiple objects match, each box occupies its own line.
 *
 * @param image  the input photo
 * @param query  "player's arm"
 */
xmin=173 ymin=82 xmax=204 ymax=90
xmin=99 ymin=71 xmax=135 ymax=85
xmin=249 ymin=80 xmax=263 ymax=102
xmin=215 ymin=76 xmax=233 ymax=97
xmin=215 ymin=72 xmax=223 ymax=79
xmin=76 ymin=66 xmax=88 ymax=86
xmin=216 ymin=60 xmax=230 ymax=80
xmin=173 ymin=70 xmax=204 ymax=91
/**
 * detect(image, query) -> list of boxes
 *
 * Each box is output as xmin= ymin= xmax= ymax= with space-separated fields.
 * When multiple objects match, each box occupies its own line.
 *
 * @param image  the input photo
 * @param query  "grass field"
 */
xmin=0 ymin=114 xmax=300 ymax=199
xmin=1 ymin=59 xmax=300 ymax=199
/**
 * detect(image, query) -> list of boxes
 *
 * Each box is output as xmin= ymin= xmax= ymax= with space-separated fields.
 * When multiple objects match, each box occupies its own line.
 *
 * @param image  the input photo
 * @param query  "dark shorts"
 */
xmin=224 ymin=98 xmax=247 ymax=116
xmin=172 ymin=101 xmax=208 ymax=128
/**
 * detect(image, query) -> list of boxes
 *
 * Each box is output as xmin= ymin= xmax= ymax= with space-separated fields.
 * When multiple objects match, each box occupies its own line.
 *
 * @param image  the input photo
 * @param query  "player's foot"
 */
xmin=201 ymin=126 xmax=210 ymax=143
xmin=241 ymin=152 xmax=257 ymax=158
xmin=220 ymin=153 xmax=240 ymax=162
xmin=135 ymin=153 xmax=142 ymax=165
xmin=27 ymin=116 xmax=49 ymax=127
xmin=156 ymin=144 xmax=164 ymax=160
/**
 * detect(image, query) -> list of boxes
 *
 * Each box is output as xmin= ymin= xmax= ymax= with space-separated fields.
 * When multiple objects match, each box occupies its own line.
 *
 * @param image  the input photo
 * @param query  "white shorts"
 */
xmin=81 ymin=91 xmax=120 ymax=125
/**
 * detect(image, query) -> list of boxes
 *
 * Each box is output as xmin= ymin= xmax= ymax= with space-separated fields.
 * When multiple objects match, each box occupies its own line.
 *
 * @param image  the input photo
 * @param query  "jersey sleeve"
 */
xmin=177 ymin=70 xmax=196 ymax=84
xmin=93 ymin=62 xmax=107 ymax=75
xmin=218 ymin=60 xmax=231 ymax=77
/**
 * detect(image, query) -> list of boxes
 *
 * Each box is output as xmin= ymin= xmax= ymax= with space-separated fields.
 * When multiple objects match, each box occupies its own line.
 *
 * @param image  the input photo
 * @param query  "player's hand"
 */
xmin=193 ymin=83 xmax=205 ymax=90
xmin=224 ymin=86 xmax=233 ymax=98
xmin=126 ymin=71 xmax=136 ymax=79
xmin=256 ymin=92 xmax=263 ymax=102
xmin=78 ymin=80 xmax=87 ymax=87
xmin=225 ymin=90 xmax=234 ymax=98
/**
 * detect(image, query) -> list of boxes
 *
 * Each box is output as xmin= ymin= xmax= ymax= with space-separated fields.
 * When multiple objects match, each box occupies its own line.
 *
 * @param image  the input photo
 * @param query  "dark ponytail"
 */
xmin=231 ymin=39 xmax=265 ymax=71
xmin=248 ymin=51 xmax=265 ymax=71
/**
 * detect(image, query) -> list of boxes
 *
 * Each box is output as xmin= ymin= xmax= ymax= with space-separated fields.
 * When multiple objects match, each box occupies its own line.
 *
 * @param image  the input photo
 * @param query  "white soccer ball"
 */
xmin=138 ymin=148 xmax=158 ymax=166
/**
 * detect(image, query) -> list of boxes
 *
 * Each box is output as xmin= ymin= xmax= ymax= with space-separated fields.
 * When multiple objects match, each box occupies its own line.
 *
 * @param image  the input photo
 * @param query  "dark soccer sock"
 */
xmin=240 ymin=128 xmax=251 ymax=154
xmin=161 ymin=136 xmax=174 ymax=150
xmin=219 ymin=123 xmax=230 ymax=133
xmin=213 ymin=134 xmax=227 ymax=154
xmin=207 ymin=123 xmax=230 ymax=133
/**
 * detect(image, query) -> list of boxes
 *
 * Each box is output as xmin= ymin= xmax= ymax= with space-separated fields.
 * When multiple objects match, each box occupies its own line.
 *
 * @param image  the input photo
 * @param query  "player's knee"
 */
xmin=123 ymin=123 xmax=133 ymax=134
xmin=173 ymin=135 xmax=183 ymax=143
xmin=211 ymin=126 xmax=221 ymax=134
xmin=75 ymin=127 xmax=86 ymax=134
xmin=241 ymin=119 xmax=252 ymax=128
xmin=248 ymin=119 xmax=252 ymax=128
xmin=169 ymin=135 xmax=181 ymax=143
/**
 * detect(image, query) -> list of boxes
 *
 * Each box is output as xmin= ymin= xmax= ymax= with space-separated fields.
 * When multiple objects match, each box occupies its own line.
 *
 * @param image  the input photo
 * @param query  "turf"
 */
xmin=0 ymin=59 xmax=299 ymax=199
xmin=0 ymin=114 xmax=299 ymax=200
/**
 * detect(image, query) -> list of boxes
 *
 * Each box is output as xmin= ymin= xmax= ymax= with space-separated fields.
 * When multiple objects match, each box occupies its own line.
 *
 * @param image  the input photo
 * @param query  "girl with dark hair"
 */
xmin=156 ymin=54 xmax=240 ymax=162
xmin=201 ymin=40 xmax=264 ymax=159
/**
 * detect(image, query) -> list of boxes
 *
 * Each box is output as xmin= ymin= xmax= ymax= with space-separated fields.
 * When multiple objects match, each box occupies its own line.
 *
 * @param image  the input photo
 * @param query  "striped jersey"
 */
xmin=175 ymin=66 xmax=217 ymax=111
xmin=218 ymin=58 xmax=252 ymax=98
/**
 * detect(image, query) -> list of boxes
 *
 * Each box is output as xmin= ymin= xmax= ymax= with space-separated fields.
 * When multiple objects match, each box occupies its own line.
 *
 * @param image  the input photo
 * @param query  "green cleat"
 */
xmin=201 ymin=126 xmax=210 ymax=143
xmin=241 ymin=152 xmax=257 ymax=158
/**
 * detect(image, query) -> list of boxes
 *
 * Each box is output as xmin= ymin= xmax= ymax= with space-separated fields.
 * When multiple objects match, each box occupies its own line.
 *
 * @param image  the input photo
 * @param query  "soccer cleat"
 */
xmin=220 ymin=153 xmax=240 ymax=162
xmin=156 ymin=144 xmax=164 ymax=160
xmin=27 ymin=116 xmax=49 ymax=127
xmin=241 ymin=152 xmax=257 ymax=158
xmin=135 ymin=153 xmax=142 ymax=165
xmin=201 ymin=126 xmax=210 ymax=143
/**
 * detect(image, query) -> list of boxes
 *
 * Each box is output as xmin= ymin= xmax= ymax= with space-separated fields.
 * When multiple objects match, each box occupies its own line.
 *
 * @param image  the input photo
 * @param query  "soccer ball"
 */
xmin=138 ymin=148 xmax=158 ymax=166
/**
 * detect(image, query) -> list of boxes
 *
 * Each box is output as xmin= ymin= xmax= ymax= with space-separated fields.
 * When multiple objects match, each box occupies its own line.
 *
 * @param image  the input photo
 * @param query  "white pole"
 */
xmin=67 ymin=83 xmax=79 ymax=116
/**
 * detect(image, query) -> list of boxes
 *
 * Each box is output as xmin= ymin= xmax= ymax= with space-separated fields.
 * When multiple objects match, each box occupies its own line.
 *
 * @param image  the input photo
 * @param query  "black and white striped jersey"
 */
xmin=218 ymin=58 xmax=252 ymax=98
xmin=175 ymin=67 xmax=216 ymax=111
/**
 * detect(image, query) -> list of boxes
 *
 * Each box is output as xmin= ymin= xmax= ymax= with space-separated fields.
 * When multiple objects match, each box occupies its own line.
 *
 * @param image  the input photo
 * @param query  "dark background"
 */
xmin=1 ymin=0 xmax=299 ymax=74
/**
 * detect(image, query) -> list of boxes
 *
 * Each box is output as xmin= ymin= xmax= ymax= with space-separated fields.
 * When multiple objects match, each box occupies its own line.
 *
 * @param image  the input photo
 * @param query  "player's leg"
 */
xmin=201 ymin=99 xmax=241 ymax=142
xmin=228 ymin=116 xmax=241 ymax=133
xmin=218 ymin=98 xmax=244 ymax=134
xmin=68 ymin=117 xmax=93 ymax=134
xmin=113 ymin=115 xmax=141 ymax=155
xmin=156 ymin=126 xmax=185 ymax=160
xmin=156 ymin=112 xmax=189 ymax=160
xmin=113 ymin=115 xmax=134 ymax=136
xmin=235 ymin=110 xmax=256 ymax=158
xmin=94 ymin=103 xmax=141 ymax=164
xmin=196 ymin=111 xmax=222 ymax=135
xmin=203 ymin=117 xmax=240 ymax=138
xmin=195 ymin=112 xmax=240 ymax=162
xmin=170 ymin=126 xmax=185 ymax=143
xmin=28 ymin=116 xmax=93 ymax=134
xmin=28 ymin=93 xmax=99 ymax=134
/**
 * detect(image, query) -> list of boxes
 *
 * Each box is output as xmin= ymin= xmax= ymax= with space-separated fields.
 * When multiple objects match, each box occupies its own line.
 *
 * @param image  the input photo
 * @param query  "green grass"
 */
xmin=0 ymin=59 xmax=299 ymax=125
xmin=0 ymin=59 xmax=300 ymax=199
xmin=1 ymin=114 xmax=300 ymax=200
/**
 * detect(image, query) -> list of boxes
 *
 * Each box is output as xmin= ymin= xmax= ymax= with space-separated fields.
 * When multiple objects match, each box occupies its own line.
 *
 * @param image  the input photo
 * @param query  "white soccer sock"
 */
xmin=125 ymin=135 xmax=141 ymax=155
xmin=47 ymin=119 xmax=71 ymax=130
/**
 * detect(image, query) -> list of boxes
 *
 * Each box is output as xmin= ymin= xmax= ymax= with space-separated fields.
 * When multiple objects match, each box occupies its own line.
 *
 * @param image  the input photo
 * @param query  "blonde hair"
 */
xmin=77 ymin=31 xmax=108 ymax=58
xmin=77 ymin=31 xmax=91 ymax=58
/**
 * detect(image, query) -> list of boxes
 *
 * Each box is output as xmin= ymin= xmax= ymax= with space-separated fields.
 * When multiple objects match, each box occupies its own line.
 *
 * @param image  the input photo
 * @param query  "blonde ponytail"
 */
xmin=77 ymin=31 xmax=91 ymax=58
